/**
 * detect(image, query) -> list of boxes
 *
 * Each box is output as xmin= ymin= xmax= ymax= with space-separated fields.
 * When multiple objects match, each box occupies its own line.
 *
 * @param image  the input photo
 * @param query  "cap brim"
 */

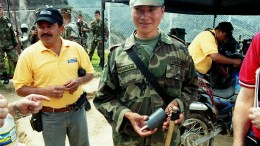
xmin=35 ymin=17 xmax=56 ymax=24
xmin=131 ymin=2 xmax=162 ymax=7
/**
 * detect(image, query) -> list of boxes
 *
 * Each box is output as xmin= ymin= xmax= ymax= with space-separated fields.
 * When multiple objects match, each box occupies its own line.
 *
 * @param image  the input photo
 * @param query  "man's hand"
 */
xmin=0 ymin=94 xmax=8 ymax=128
xmin=64 ymin=78 xmax=81 ymax=94
xmin=44 ymin=86 xmax=66 ymax=98
xmin=162 ymin=100 xmax=184 ymax=131
xmin=124 ymin=112 xmax=157 ymax=137
xmin=249 ymin=107 xmax=260 ymax=129
xmin=15 ymin=94 xmax=50 ymax=115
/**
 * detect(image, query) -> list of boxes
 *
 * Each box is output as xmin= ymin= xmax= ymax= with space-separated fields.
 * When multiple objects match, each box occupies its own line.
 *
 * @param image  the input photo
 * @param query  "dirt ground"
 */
xmin=0 ymin=79 xmax=233 ymax=146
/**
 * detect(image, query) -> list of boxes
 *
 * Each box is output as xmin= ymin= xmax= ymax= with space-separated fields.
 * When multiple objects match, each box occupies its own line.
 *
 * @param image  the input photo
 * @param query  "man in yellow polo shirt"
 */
xmin=188 ymin=22 xmax=241 ymax=75
xmin=13 ymin=8 xmax=93 ymax=146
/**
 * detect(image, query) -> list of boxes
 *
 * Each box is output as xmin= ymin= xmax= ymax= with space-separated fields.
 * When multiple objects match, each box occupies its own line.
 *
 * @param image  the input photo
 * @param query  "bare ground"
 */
xmin=0 ymin=79 xmax=233 ymax=146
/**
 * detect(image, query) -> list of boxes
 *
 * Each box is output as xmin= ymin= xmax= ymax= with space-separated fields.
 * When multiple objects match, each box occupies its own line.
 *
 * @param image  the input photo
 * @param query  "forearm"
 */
xmin=79 ymin=73 xmax=93 ymax=85
xmin=233 ymin=87 xmax=254 ymax=146
xmin=16 ymin=86 xmax=47 ymax=97
xmin=233 ymin=100 xmax=252 ymax=146
xmin=210 ymin=53 xmax=237 ymax=64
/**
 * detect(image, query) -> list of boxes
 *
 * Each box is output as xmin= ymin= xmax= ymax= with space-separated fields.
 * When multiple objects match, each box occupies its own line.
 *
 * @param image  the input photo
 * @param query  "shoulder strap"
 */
xmin=207 ymin=30 xmax=215 ymax=37
xmin=125 ymin=48 xmax=172 ymax=105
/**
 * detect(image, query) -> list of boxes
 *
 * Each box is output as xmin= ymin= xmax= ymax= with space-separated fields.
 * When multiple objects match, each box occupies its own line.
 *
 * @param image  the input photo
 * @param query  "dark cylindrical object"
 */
xmin=146 ymin=108 xmax=167 ymax=130
xmin=170 ymin=28 xmax=186 ymax=42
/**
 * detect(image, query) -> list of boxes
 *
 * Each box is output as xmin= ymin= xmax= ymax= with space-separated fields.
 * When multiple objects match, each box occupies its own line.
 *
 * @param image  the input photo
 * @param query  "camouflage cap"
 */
xmin=129 ymin=0 xmax=164 ymax=7
xmin=61 ymin=8 xmax=72 ymax=14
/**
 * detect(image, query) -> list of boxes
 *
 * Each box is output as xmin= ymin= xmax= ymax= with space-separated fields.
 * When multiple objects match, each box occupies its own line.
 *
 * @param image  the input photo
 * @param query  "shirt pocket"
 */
xmin=165 ymin=64 xmax=185 ymax=95
xmin=116 ymin=64 xmax=144 ymax=87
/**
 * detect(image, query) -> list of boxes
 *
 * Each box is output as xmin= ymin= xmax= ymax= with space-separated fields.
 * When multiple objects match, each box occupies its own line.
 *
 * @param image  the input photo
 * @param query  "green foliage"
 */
xmin=91 ymin=50 xmax=109 ymax=77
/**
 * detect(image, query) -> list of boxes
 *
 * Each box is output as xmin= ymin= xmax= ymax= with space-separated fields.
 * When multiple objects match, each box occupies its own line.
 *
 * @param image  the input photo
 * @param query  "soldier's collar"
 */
xmin=123 ymin=30 xmax=173 ymax=50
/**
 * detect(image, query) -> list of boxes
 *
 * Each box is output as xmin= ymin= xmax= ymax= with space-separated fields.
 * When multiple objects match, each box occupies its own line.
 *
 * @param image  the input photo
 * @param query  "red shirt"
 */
xmin=239 ymin=32 xmax=260 ymax=88
xmin=240 ymin=32 xmax=260 ymax=138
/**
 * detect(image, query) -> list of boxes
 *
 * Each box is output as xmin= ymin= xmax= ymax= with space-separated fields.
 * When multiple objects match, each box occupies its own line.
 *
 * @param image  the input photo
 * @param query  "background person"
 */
xmin=188 ymin=22 xmax=242 ymax=79
xmin=61 ymin=7 xmax=81 ymax=44
xmin=88 ymin=10 xmax=109 ymax=68
xmin=93 ymin=0 xmax=198 ymax=145
xmin=0 ymin=3 xmax=19 ymax=84
xmin=233 ymin=32 xmax=260 ymax=146
xmin=12 ymin=7 xmax=94 ymax=146
xmin=77 ymin=13 xmax=90 ymax=53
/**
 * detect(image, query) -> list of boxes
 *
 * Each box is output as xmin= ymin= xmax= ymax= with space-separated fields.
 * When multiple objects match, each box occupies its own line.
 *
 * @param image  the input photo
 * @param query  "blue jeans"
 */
xmin=42 ymin=107 xmax=89 ymax=146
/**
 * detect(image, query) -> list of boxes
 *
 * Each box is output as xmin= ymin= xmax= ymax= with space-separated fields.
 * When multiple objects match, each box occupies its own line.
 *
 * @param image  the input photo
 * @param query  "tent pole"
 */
xmin=213 ymin=15 xmax=217 ymax=28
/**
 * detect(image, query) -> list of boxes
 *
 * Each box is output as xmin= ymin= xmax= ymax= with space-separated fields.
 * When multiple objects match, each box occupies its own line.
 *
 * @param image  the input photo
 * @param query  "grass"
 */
xmin=91 ymin=50 xmax=109 ymax=77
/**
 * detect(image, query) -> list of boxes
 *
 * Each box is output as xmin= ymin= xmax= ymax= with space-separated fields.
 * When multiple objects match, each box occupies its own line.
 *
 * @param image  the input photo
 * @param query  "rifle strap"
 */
xmin=125 ymin=47 xmax=172 ymax=105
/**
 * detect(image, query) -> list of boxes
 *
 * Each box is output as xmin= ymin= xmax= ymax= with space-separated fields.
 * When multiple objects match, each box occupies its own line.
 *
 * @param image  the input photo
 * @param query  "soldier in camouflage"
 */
xmin=93 ymin=0 xmax=198 ymax=146
xmin=77 ymin=13 xmax=90 ymax=53
xmin=61 ymin=8 xmax=81 ymax=44
xmin=28 ymin=8 xmax=41 ymax=45
xmin=89 ymin=10 xmax=109 ymax=67
xmin=0 ymin=3 xmax=19 ymax=84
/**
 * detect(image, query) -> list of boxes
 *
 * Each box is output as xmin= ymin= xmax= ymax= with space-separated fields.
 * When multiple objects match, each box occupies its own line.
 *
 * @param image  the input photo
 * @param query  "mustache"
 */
xmin=41 ymin=34 xmax=52 ymax=37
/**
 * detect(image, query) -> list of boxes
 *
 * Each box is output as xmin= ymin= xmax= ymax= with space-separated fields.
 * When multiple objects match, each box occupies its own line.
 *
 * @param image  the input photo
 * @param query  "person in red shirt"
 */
xmin=233 ymin=32 xmax=260 ymax=146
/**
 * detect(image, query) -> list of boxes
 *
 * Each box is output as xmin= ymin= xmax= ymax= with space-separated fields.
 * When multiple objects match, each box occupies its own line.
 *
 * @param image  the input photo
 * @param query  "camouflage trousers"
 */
xmin=88 ymin=39 xmax=103 ymax=61
xmin=0 ymin=47 xmax=18 ymax=75
xmin=81 ymin=37 xmax=88 ymax=53
xmin=112 ymin=125 xmax=181 ymax=146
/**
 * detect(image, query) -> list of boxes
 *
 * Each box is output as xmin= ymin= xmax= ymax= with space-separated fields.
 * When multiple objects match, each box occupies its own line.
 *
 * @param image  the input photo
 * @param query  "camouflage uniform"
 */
xmin=88 ymin=19 xmax=109 ymax=64
xmin=77 ymin=19 xmax=90 ymax=52
xmin=61 ymin=8 xmax=81 ymax=44
xmin=28 ymin=24 xmax=39 ymax=45
xmin=0 ymin=16 xmax=18 ymax=81
xmin=93 ymin=31 xmax=198 ymax=146
xmin=62 ymin=21 xmax=81 ymax=44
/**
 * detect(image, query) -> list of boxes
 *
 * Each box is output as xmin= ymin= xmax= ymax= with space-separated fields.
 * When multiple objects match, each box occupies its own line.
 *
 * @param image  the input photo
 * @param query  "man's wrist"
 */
xmin=13 ymin=102 xmax=28 ymax=120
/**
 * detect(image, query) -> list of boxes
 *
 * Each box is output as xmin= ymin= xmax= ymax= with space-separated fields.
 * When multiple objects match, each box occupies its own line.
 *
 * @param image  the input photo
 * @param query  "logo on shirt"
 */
xmin=67 ymin=58 xmax=78 ymax=63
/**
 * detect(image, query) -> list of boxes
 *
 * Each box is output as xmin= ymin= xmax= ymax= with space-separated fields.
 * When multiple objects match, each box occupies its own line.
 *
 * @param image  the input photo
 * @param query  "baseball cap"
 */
xmin=129 ymin=0 xmax=164 ymax=7
xmin=215 ymin=22 xmax=234 ymax=38
xmin=35 ymin=7 xmax=63 ymax=26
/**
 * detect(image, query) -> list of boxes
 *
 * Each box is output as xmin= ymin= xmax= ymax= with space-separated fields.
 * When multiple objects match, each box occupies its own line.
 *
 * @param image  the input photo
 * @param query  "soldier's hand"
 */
xmin=162 ymin=100 xmax=184 ymax=131
xmin=124 ymin=112 xmax=157 ymax=137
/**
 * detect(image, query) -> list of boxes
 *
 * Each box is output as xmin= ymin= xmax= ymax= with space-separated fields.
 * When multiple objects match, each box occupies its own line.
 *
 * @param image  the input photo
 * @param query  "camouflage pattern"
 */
xmin=0 ymin=16 xmax=18 ymax=75
xmin=28 ymin=24 xmax=39 ymax=45
xmin=93 ymin=31 xmax=198 ymax=146
xmin=77 ymin=20 xmax=90 ymax=52
xmin=62 ymin=21 xmax=81 ymax=44
xmin=88 ymin=19 xmax=109 ymax=60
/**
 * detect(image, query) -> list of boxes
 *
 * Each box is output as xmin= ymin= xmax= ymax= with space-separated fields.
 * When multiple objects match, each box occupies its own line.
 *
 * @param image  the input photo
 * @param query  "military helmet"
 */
xmin=21 ymin=23 xmax=28 ymax=33
xmin=21 ymin=23 xmax=28 ymax=29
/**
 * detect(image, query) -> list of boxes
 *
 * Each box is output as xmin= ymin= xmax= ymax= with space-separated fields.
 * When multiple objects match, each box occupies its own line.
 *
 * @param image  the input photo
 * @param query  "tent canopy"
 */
xmin=106 ymin=0 xmax=260 ymax=15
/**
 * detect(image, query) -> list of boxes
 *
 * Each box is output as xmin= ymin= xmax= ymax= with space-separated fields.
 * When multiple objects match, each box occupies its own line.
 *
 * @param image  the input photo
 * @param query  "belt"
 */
xmin=42 ymin=104 xmax=75 ymax=113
